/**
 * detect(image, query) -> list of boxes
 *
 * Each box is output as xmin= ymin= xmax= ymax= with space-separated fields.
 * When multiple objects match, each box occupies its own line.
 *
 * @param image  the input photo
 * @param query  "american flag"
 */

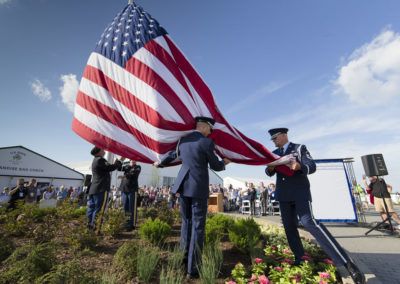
xmin=72 ymin=2 xmax=291 ymax=175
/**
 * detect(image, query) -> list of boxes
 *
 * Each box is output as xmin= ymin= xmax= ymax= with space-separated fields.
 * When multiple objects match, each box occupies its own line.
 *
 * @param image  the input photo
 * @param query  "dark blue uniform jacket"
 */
xmin=159 ymin=131 xmax=225 ymax=199
xmin=265 ymin=142 xmax=316 ymax=202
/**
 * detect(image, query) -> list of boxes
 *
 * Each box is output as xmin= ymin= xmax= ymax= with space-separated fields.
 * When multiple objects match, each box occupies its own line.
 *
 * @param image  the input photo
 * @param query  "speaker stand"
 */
xmin=365 ymin=195 xmax=394 ymax=235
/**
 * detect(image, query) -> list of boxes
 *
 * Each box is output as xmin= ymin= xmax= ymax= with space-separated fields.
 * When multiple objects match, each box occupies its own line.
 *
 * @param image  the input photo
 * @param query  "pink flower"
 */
xmin=275 ymin=266 xmax=283 ymax=271
xmin=268 ymin=254 xmax=275 ymax=259
xmin=270 ymin=246 xmax=276 ymax=251
xmin=227 ymin=282 xmax=237 ymax=284
xmin=289 ymin=276 xmax=299 ymax=282
xmin=254 ymin=258 xmax=262 ymax=264
xmin=235 ymin=263 xmax=243 ymax=267
xmin=284 ymin=249 xmax=292 ymax=254
xmin=247 ymin=282 xmax=255 ymax=284
xmin=323 ymin=259 xmax=334 ymax=265
xmin=319 ymin=272 xmax=330 ymax=279
xmin=259 ymin=275 xmax=269 ymax=284
xmin=301 ymin=255 xmax=311 ymax=261
xmin=251 ymin=275 xmax=257 ymax=281
xmin=319 ymin=281 xmax=328 ymax=284
xmin=282 ymin=258 xmax=292 ymax=265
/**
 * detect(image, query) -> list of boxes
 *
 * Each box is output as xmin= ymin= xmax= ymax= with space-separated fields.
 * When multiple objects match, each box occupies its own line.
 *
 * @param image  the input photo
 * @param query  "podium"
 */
xmin=208 ymin=193 xmax=223 ymax=213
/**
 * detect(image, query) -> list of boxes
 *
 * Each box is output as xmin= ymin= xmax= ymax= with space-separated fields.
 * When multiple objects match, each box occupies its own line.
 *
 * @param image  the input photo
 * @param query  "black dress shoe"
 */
xmin=346 ymin=261 xmax=365 ymax=284
xmin=186 ymin=272 xmax=200 ymax=279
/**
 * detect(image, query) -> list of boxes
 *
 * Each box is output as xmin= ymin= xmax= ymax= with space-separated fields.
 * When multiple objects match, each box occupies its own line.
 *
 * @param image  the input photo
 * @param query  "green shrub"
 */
xmin=159 ymin=266 xmax=185 ymax=284
xmin=1 ymin=242 xmax=58 ymax=283
xmin=208 ymin=214 xmax=234 ymax=232
xmin=102 ymin=208 xmax=126 ymax=237
xmin=137 ymin=245 xmax=159 ymax=282
xmin=139 ymin=218 xmax=171 ymax=246
xmin=204 ymin=221 xmax=222 ymax=246
xmin=65 ymin=218 xmax=98 ymax=251
xmin=0 ymin=234 xmax=14 ymax=262
xmin=167 ymin=244 xmax=185 ymax=271
xmin=154 ymin=201 xmax=175 ymax=226
xmin=71 ymin=206 xmax=87 ymax=218
xmin=198 ymin=243 xmax=223 ymax=284
xmin=114 ymin=239 xmax=139 ymax=278
xmin=229 ymin=218 xmax=261 ymax=253
xmin=31 ymin=215 xmax=57 ymax=244
xmin=37 ymin=259 xmax=96 ymax=284
xmin=143 ymin=206 xmax=158 ymax=220
xmin=171 ymin=207 xmax=181 ymax=223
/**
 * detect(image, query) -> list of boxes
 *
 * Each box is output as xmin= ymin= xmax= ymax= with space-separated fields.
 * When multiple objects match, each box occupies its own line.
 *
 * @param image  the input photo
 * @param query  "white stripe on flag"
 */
xmin=79 ymin=78 xmax=190 ymax=143
xmin=87 ymin=52 xmax=185 ymax=124
xmin=74 ymin=104 xmax=157 ymax=160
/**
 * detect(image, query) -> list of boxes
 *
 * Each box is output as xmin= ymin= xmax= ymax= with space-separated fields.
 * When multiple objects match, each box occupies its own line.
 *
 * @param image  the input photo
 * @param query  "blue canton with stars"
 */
xmin=94 ymin=3 xmax=168 ymax=68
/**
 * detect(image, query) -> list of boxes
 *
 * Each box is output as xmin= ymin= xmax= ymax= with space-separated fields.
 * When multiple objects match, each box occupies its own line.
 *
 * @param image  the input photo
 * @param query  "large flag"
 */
xmin=72 ymin=2 xmax=291 ymax=175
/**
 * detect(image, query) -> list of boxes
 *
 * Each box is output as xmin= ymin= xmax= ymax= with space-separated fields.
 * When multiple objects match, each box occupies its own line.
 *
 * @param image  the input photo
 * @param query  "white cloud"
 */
xmin=30 ymin=79 xmax=52 ymax=102
xmin=0 ymin=0 xmax=12 ymax=4
xmin=336 ymin=29 xmax=400 ymax=106
xmin=59 ymin=74 xmax=79 ymax=112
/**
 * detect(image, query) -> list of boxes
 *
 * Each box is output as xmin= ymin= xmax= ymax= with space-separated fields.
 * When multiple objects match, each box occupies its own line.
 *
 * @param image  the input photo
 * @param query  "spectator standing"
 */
xmin=42 ymin=186 xmax=56 ymax=200
xmin=0 ymin=187 xmax=10 ymax=207
xmin=7 ymin=178 xmax=26 ymax=210
xmin=363 ymin=176 xmax=400 ymax=229
xmin=25 ymin=178 xmax=37 ymax=204
xmin=248 ymin=183 xmax=257 ymax=215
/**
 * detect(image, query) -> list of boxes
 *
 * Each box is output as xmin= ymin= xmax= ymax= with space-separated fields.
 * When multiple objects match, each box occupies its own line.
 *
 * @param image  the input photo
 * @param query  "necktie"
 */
xmin=280 ymin=147 xmax=284 ymax=155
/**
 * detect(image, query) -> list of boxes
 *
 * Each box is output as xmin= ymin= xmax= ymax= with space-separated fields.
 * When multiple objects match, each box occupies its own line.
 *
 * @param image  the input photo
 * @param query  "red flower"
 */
xmin=259 ymin=275 xmax=270 ymax=284
xmin=282 ymin=258 xmax=292 ymax=265
xmin=301 ymin=255 xmax=311 ymax=261
xmin=323 ymin=259 xmax=334 ymax=265
xmin=284 ymin=249 xmax=292 ymax=254
xmin=275 ymin=266 xmax=283 ymax=271
xmin=319 ymin=272 xmax=330 ymax=279
xmin=289 ymin=276 xmax=299 ymax=282
xmin=254 ymin=258 xmax=262 ymax=264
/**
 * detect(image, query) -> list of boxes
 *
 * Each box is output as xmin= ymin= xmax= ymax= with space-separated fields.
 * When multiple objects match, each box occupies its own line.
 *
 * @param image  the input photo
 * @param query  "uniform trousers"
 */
xmin=86 ymin=191 xmax=109 ymax=234
xmin=179 ymin=196 xmax=208 ymax=274
xmin=122 ymin=191 xmax=138 ymax=230
xmin=280 ymin=200 xmax=349 ymax=266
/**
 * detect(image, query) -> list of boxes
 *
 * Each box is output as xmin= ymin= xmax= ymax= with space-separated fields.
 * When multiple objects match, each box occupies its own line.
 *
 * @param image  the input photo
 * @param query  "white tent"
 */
xmin=0 ymin=146 xmax=84 ymax=189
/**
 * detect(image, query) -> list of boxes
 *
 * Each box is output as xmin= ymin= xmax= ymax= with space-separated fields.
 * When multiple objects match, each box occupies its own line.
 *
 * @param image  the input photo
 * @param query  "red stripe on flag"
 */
xmin=124 ymin=56 xmax=194 ymax=124
xmin=163 ymin=36 xmax=216 ymax=114
xmin=72 ymin=117 xmax=153 ymax=163
xmin=144 ymin=40 xmax=193 ymax=100
xmin=76 ymin=91 xmax=177 ymax=154
xmin=83 ymin=65 xmax=192 ymax=131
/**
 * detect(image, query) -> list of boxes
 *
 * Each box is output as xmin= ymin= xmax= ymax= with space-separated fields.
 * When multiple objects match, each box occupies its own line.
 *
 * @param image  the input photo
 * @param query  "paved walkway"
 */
xmin=225 ymin=204 xmax=400 ymax=284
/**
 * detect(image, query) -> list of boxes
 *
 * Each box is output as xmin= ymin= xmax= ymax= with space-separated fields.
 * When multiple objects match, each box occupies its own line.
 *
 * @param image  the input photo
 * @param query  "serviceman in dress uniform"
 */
xmin=265 ymin=128 xmax=365 ymax=284
xmin=119 ymin=160 xmax=141 ymax=231
xmin=87 ymin=146 xmax=124 ymax=235
xmin=154 ymin=116 xmax=231 ymax=278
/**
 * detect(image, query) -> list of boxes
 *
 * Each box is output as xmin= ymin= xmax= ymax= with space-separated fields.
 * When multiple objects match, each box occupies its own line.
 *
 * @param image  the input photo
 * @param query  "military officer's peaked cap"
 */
xmin=195 ymin=116 xmax=216 ymax=128
xmin=268 ymin=128 xmax=288 ymax=139
xmin=90 ymin=146 xmax=101 ymax=156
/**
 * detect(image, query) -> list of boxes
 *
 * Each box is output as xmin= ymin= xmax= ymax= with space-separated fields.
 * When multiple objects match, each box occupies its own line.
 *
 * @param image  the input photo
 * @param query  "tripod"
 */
xmin=365 ymin=180 xmax=394 ymax=235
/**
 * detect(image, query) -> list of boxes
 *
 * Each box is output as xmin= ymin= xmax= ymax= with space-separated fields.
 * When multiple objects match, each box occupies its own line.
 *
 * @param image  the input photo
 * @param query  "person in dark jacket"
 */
xmin=119 ymin=160 xmax=141 ymax=231
xmin=266 ymin=128 xmax=364 ymax=284
xmin=154 ymin=116 xmax=231 ymax=278
xmin=86 ymin=146 xmax=124 ymax=234
xmin=248 ymin=183 xmax=257 ymax=215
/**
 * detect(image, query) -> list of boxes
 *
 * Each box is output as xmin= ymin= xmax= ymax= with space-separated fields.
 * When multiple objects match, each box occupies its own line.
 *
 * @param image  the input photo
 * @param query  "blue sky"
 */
xmin=1 ymin=0 xmax=400 ymax=192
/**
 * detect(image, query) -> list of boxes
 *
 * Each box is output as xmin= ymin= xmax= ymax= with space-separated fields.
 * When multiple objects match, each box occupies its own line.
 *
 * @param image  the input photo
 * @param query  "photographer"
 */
xmin=7 ymin=178 xmax=26 ymax=210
